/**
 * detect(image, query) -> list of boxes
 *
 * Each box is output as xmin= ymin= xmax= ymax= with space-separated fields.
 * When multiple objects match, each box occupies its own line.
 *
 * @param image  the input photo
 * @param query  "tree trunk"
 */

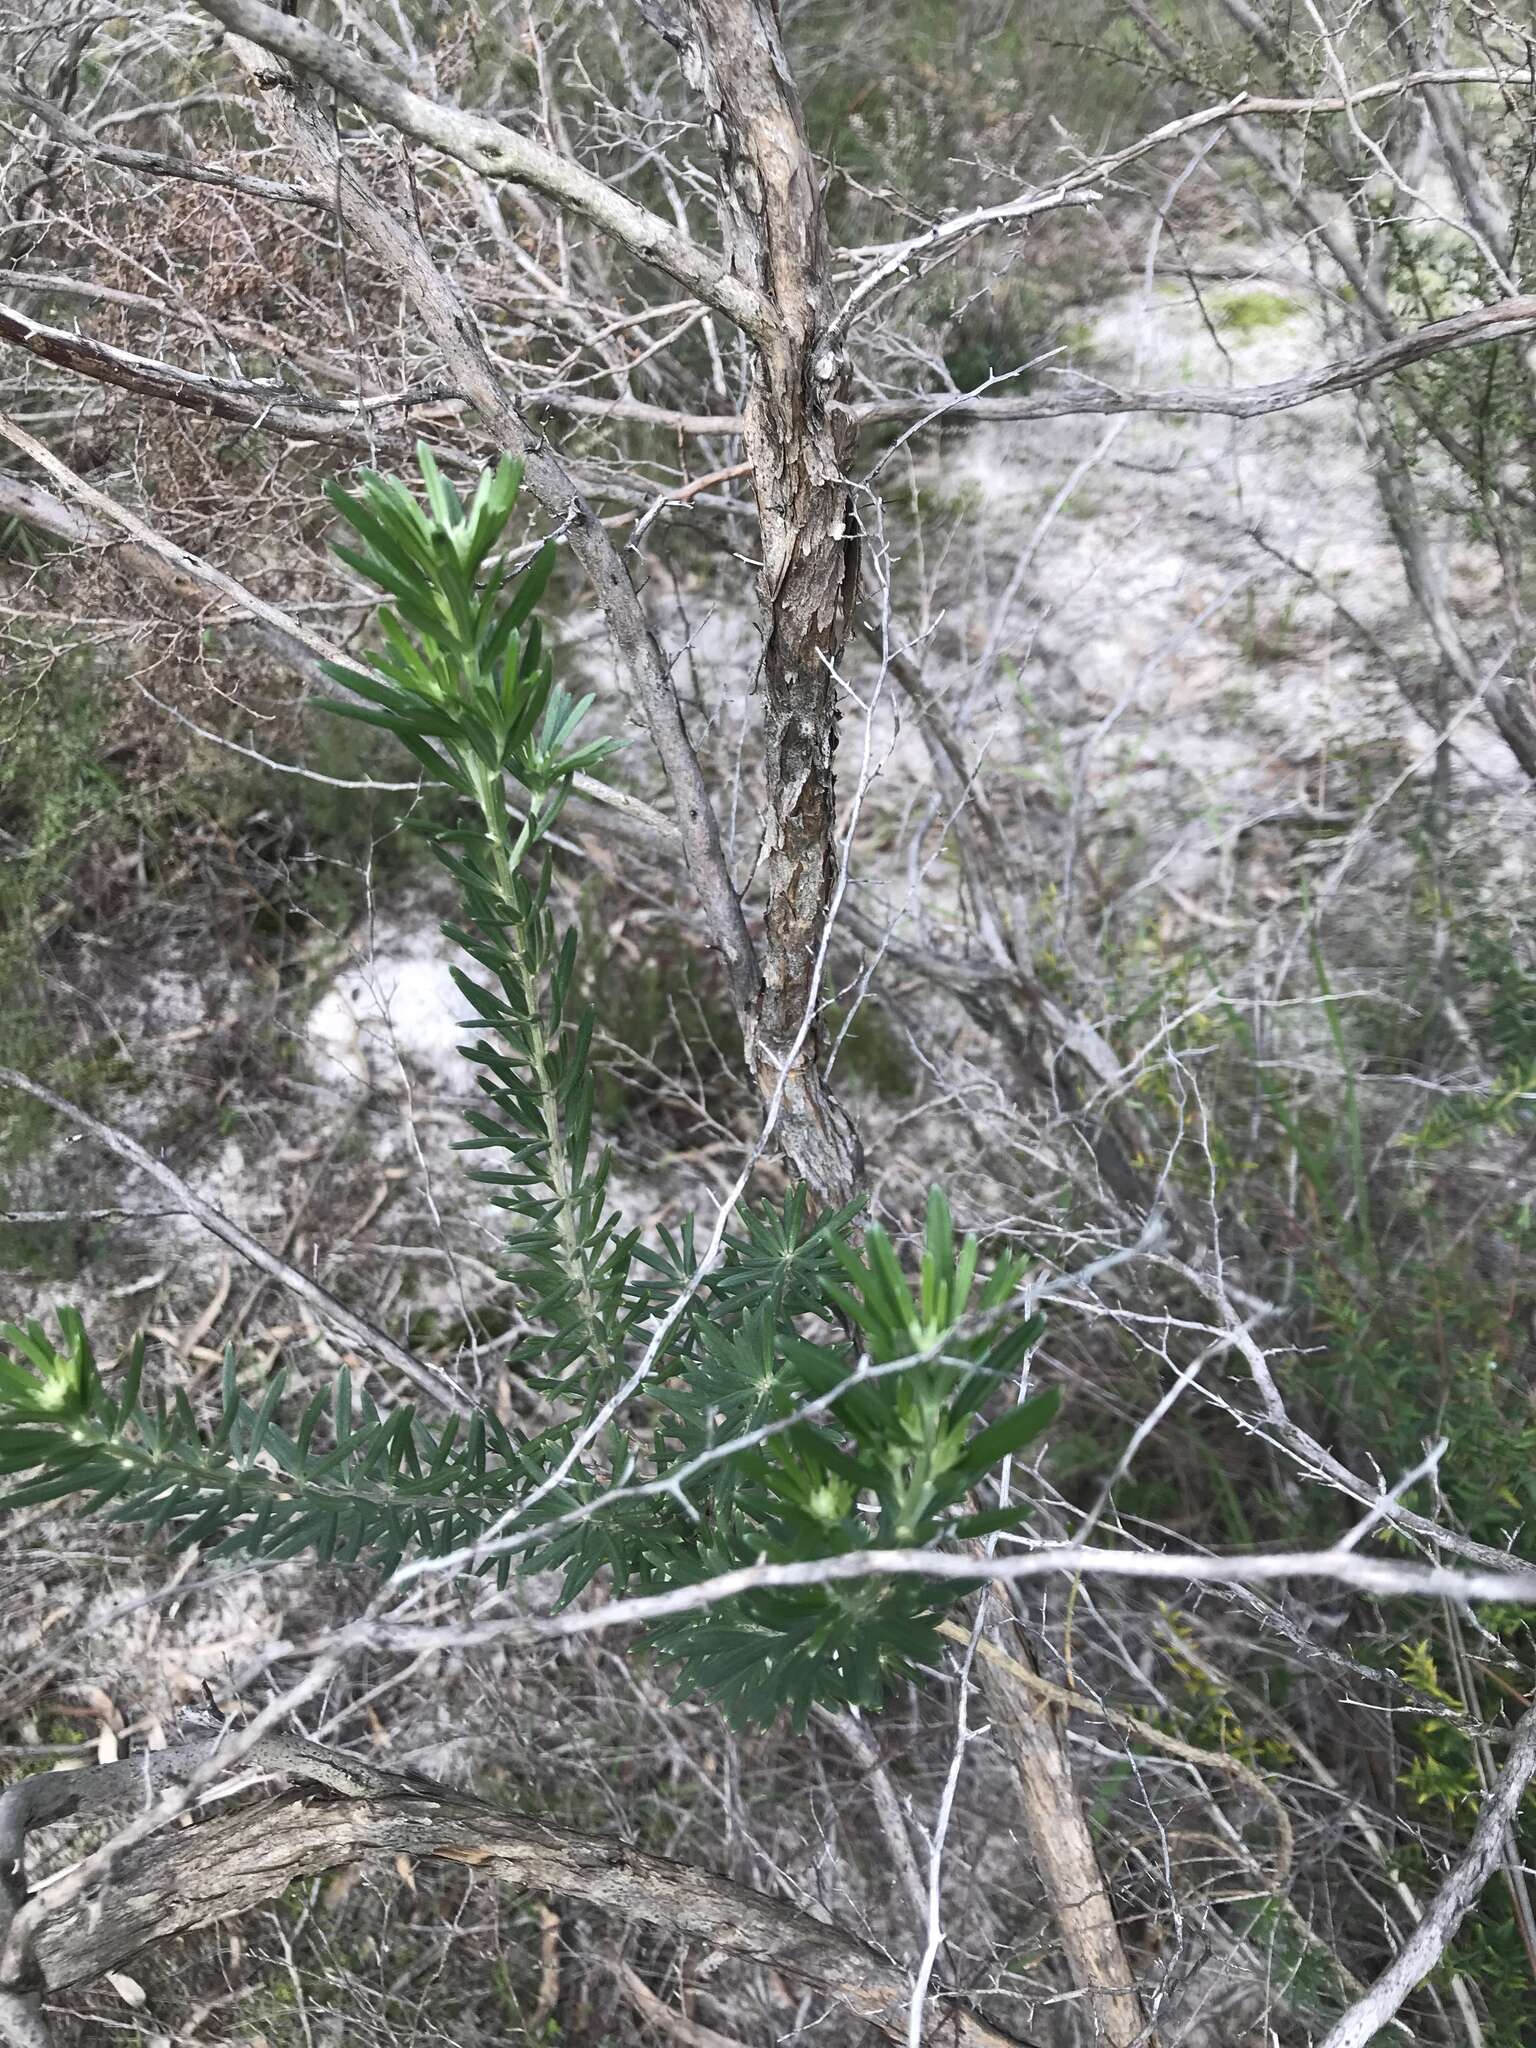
xmin=672 ymin=0 xmax=864 ymax=1203
xmin=976 ymin=1594 xmax=1154 ymax=2047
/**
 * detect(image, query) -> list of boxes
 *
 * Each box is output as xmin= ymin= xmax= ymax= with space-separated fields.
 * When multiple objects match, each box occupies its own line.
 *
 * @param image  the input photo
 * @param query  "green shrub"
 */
xmin=0 ymin=448 xmax=1060 ymax=1732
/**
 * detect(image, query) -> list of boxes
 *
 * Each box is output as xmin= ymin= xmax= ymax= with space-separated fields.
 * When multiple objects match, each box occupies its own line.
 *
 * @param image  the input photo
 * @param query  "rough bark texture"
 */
xmin=5 ymin=1747 xmax=1031 ymax=2048
xmin=672 ymin=0 xmax=864 ymax=1203
xmin=976 ymin=1595 xmax=1153 ymax=2048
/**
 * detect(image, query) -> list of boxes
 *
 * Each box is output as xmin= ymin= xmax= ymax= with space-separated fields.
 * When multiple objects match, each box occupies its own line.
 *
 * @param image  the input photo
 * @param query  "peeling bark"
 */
xmin=671 ymin=0 xmax=864 ymax=1203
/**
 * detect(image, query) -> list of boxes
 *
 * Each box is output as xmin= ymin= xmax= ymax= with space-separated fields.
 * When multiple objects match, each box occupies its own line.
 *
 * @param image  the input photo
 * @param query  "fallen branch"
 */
xmin=613 ymin=1959 xmax=747 ymax=2048
xmin=0 ymin=1734 xmax=1030 ymax=2048
xmin=970 ymin=1596 xmax=1150 ymax=2047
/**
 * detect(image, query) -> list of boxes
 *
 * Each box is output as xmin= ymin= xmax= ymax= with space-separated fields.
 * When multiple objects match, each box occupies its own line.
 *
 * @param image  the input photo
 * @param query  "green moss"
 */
xmin=1212 ymin=289 xmax=1299 ymax=335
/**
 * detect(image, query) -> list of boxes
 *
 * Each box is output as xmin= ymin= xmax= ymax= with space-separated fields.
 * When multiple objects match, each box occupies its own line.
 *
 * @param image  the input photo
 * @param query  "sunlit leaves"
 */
xmin=0 ymin=1308 xmax=98 ymax=1425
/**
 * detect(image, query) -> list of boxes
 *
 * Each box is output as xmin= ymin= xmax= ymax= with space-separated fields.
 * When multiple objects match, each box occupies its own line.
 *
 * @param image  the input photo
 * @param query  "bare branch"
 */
xmin=845 ymin=294 xmax=1536 ymax=426
xmin=832 ymin=187 xmax=1104 ymax=344
xmin=836 ymin=60 xmax=1530 ymax=313
xmin=13 ymin=284 xmax=1529 ymax=466
xmin=0 ymin=78 xmax=323 ymax=208
xmin=0 ymin=299 xmax=445 ymax=449
xmin=189 ymin=0 xmax=779 ymax=340
xmin=350 ymin=1542 xmax=1536 ymax=1658
xmin=1319 ymin=1701 xmax=1536 ymax=2048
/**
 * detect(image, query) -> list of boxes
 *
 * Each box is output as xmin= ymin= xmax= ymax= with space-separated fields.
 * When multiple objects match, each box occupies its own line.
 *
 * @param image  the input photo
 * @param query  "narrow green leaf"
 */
xmin=961 ymin=1388 xmax=1061 ymax=1475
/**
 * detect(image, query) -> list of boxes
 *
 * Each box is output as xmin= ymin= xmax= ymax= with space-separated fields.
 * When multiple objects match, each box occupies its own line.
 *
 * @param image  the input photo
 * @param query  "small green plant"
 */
xmin=0 ymin=447 xmax=1057 ymax=1730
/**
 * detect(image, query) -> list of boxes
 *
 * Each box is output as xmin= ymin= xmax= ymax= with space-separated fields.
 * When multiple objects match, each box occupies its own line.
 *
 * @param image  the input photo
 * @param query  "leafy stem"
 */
xmin=464 ymin=754 xmax=623 ymax=1391
xmin=0 ymin=448 xmax=1063 ymax=1732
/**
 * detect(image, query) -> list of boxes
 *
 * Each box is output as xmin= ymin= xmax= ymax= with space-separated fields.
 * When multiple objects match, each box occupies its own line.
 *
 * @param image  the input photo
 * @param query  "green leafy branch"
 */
xmin=0 ymin=1314 xmax=536 ymax=1578
xmin=0 ymin=447 xmax=1060 ymax=1731
xmin=322 ymin=448 xmax=634 ymax=1394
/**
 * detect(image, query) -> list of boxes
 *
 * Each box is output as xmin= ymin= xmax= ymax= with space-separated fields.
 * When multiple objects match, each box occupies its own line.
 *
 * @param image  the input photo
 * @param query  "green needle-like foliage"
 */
xmin=0 ymin=447 xmax=1060 ymax=1730
xmin=325 ymin=447 xmax=635 ymax=1394
xmin=627 ymin=1188 xmax=1057 ymax=1726
xmin=0 ymin=1319 xmax=537 ymax=1577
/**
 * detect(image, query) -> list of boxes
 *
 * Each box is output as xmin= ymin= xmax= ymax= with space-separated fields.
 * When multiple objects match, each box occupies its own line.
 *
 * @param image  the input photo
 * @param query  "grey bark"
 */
xmin=0 ymin=1734 xmax=1032 ymax=2048
xmin=668 ymin=0 xmax=865 ymax=1203
xmin=976 ymin=1593 xmax=1154 ymax=2048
